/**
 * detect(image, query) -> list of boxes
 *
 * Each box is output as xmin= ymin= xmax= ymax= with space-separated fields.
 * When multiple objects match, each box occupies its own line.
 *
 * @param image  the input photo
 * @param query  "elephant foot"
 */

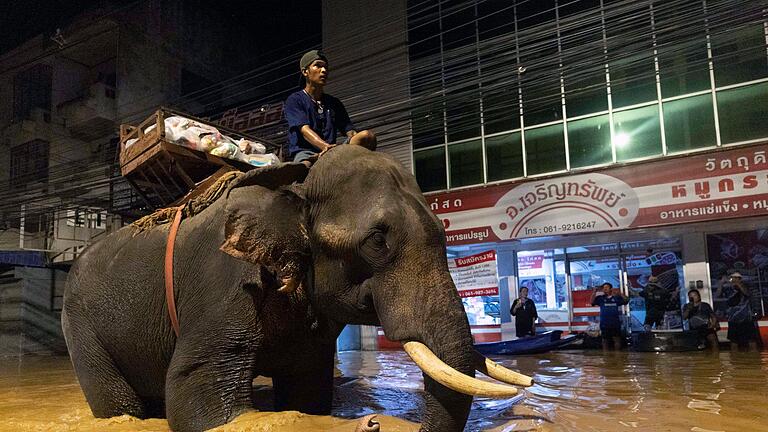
xmin=355 ymin=414 xmax=380 ymax=432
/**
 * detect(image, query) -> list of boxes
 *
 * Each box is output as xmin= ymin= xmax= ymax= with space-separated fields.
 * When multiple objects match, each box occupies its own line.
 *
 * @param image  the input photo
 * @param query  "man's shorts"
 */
xmin=727 ymin=320 xmax=758 ymax=344
xmin=600 ymin=325 xmax=622 ymax=339
xmin=293 ymin=150 xmax=317 ymax=163
xmin=644 ymin=310 xmax=665 ymax=327
xmin=291 ymin=138 xmax=352 ymax=162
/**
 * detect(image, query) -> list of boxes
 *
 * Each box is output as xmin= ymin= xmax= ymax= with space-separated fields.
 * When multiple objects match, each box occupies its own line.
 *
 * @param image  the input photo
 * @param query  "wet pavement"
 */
xmin=1 ymin=349 xmax=767 ymax=431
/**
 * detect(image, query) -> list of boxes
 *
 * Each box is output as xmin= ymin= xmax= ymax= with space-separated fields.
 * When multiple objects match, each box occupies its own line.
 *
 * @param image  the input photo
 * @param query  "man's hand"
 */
xmin=320 ymin=143 xmax=336 ymax=154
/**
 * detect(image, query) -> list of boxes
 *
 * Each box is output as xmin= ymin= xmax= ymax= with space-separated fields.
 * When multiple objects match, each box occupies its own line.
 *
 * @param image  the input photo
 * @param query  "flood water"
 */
xmin=1 ymin=349 xmax=767 ymax=431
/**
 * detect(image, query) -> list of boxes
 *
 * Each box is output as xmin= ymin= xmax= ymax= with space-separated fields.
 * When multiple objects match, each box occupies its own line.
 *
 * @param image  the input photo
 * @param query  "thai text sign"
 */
xmin=430 ymin=144 xmax=768 ymax=245
xmin=448 ymin=250 xmax=499 ymax=298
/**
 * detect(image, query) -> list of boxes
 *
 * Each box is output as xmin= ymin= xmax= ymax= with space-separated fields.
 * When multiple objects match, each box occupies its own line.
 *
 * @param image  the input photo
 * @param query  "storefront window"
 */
xmin=711 ymin=23 xmax=768 ymax=87
xmin=414 ymin=147 xmax=447 ymax=192
xmin=561 ymin=0 xmax=608 ymax=117
xmin=524 ymin=123 xmax=566 ymax=175
xmin=604 ymin=1 xmax=657 ymax=108
xmin=656 ymin=0 xmax=710 ymax=98
xmin=448 ymin=248 xmax=502 ymax=326
xmin=624 ymin=252 xmax=685 ymax=332
xmin=663 ymin=94 xmax=716 ymax=153
xmin=448 ymin=139 xmax=483 ymax=188
xmin=485 ymin=132 xmax=523 ymax=181
xmin=477 ymin=0 xmax=520 ymax=136
xmin=518 ymin=0 xmax=561 ymax=126
xmin=411 ymin=102 xmax=445 ymax=149
xmin=717 ymin=82 xmax=768 ymax=144
xmin=613 ymin=104 xmax=662 ymax=161
xmin=567 ymin=114 xmax=611 ymax=168
xmin=518 ymin=249 xmax=568 ymax=313
xmin=481 ymin=89 xmax=521 ymax=135
xmin=446 ymin=95 xmax=481 ymax=143
xmin=707 ymin=230 xmax=768 ymax=321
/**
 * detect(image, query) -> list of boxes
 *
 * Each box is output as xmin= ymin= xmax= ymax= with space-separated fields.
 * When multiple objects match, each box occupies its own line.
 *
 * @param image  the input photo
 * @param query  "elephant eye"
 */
xmin=370 ymin=232 xmax=387 ymax=249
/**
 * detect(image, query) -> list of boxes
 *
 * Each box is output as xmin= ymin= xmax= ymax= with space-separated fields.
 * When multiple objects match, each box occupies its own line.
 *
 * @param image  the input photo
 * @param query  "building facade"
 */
xmin=0 ymin=0 xmax=301 ymax=355
xmin=324 ymin=0 xmax=768 ymax=347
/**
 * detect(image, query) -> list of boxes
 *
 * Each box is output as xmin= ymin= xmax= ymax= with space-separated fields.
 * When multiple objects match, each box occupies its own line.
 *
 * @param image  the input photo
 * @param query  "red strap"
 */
xmin=165 ymin=206 xmax=184 ymax=337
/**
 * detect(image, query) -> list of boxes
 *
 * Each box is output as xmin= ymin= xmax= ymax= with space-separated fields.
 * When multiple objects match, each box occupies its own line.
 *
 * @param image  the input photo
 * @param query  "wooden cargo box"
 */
xmin=119 ymin=108 xmax=280 ymax=209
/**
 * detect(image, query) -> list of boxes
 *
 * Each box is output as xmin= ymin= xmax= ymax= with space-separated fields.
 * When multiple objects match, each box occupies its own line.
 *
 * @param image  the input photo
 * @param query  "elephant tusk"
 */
xmin=354 ymin=414 xmax=380 ymax=432
xmin=403 ymin=341 xmax=519 ymax=398
xmin=473 ymin=351 xmax=534 ymax=387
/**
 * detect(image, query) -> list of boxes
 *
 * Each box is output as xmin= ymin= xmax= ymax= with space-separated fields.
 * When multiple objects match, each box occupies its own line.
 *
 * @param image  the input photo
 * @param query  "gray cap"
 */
xmin=300 ymin=49 xmax=328 ymax=71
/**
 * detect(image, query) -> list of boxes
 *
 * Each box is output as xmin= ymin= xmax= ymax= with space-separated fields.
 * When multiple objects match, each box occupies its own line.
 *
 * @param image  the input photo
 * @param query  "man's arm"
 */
xmin=682 ymin=303 xmax=693 ymax=319
xmin=715 ymin=275 xmax=727 ymax=298
xmin=510 ymin=299 xmax=519 ymax=316
xmin=300 ymin=125 xmax=334 ymax=152
xmin=734 ymin=280 xmax=750 ymax=296
xmin=590 ymin=288 xmax=599 ymax=306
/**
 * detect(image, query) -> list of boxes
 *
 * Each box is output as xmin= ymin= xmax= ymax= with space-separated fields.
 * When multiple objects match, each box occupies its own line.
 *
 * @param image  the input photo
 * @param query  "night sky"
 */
xmin=0 ymin=0 xmax=321 ymax=58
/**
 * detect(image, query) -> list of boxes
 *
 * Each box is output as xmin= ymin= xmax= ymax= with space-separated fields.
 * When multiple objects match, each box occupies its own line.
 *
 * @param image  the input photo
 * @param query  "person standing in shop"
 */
xmin=716 ymin=272 xmax=760 ymax=350
xmin=510 ymin=286 xmax=538 ymax=338
xmin=639 ymin=275 xmax=669 ymax=330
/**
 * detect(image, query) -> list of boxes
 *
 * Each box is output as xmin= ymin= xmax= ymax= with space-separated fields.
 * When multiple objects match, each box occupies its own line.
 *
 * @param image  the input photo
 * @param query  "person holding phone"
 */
xmin=510 ymin=287 xmax=537 ymax=338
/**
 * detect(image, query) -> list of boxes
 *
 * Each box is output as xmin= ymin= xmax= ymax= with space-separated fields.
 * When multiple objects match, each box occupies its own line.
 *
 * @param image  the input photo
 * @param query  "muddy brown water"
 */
xmin=1 ymin=349 xmax=767 ymax=431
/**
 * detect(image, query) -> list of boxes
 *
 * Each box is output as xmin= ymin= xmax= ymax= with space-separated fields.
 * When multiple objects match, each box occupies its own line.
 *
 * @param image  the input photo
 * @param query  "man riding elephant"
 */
xmin=61 ymin=144 xmax=531 ymax=432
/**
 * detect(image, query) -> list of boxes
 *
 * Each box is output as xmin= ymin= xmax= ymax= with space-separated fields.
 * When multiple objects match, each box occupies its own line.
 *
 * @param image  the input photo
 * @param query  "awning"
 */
xmin=0 ymin=250 xmax=48 ymax=267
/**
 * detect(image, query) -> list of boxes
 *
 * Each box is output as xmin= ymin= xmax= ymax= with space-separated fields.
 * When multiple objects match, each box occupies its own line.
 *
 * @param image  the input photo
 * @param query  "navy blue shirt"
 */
xmin=592 ymin=295 xmax=627 ymax=328
xmin=284 ymin=90 xmax=355 ymax=157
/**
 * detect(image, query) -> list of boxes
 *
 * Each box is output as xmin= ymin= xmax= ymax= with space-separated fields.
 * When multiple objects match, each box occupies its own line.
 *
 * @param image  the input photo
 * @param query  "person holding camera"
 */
xmin=510 ymin=286 xmax=537 ymax=338
xmin=716 ymin=272 xmax=759 ymax=350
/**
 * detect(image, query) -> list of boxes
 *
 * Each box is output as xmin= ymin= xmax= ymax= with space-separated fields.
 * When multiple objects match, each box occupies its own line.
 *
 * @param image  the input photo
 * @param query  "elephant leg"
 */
xmin=165 ymin=336 xmax=256 ymax=432
xmin=63 ymin=313 xmax=146 ymax=418
xmin=273 ymin=343 xmax=335 ymax=415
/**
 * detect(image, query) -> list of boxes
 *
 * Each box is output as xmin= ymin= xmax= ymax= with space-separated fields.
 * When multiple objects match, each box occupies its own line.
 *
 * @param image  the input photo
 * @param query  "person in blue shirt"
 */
xmin=284 ymin=50 xmax=376 ymax=163
xmin=591 ymin=282 xmax=628 ymax=351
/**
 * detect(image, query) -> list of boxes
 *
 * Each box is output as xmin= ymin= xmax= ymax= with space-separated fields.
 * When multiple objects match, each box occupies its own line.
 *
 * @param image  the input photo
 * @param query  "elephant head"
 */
xmin=220 ymin=145 xmax=532 ymax=432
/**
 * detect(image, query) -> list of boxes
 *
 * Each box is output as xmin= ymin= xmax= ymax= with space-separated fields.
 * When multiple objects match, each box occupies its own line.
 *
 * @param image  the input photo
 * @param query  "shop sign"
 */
xmin=430 ymin=144 xmax=768 ymax=245
xmin=448 ymin=250 xmax=499 ymax=297
xmin=517 ymin=254 xmax=544 ymax=270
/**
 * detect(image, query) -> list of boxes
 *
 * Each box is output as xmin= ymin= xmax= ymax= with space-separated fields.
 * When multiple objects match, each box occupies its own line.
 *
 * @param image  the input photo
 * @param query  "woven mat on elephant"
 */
xmin=132 ymin=170 xmax=245 ymax=233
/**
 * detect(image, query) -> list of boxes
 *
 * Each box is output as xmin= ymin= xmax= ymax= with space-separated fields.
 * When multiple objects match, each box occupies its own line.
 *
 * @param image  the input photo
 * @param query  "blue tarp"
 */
xmin=0 ymin=250 xmax=48 ymax=267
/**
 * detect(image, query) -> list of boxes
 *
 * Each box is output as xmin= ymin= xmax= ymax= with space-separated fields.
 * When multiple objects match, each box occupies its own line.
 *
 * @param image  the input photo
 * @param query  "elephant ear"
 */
xmin=221 ymin=164 xmax=310 ymax=293
xmin=229 ymin=161 xmax=310 ymax=191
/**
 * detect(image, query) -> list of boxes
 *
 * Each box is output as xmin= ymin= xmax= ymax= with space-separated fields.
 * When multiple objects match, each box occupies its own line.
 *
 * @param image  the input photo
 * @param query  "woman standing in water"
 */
xmin=511 ymin=287 xmax=538 ymax=338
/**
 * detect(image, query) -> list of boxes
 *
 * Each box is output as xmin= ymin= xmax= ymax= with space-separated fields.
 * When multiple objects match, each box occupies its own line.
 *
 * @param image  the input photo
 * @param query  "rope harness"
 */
xmin=164 ymin=205 xmax=184 ymax=337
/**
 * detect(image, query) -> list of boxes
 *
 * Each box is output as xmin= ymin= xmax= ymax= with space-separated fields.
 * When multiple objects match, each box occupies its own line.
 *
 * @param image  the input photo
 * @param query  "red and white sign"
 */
xmin=430 ymin=144 xmax=768 ymax=245
xmin=448 ymin=250 xmax=499 ymax=298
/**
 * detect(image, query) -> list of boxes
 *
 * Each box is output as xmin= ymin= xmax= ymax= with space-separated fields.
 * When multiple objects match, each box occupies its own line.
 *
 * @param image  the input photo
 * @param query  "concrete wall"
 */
xmin=322 ymin=0 xmax=413 ymax=171
xmin=0 ymin=267 xmax=67 ymax=356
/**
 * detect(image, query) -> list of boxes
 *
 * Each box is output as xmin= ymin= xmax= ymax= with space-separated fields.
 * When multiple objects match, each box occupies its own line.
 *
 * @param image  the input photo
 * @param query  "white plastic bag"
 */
xmin=245 ymin=153 xmax=280 ymax=167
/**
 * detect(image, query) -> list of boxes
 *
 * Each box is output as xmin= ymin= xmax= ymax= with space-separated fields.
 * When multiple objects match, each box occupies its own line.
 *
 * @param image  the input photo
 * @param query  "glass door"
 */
xmin=517 ymin=249 xmax=568 ymax=330
xmin=623 ymin=250 xmax=685 ymax=331
xmin=568 ymin=255 xmax=624 ymax=332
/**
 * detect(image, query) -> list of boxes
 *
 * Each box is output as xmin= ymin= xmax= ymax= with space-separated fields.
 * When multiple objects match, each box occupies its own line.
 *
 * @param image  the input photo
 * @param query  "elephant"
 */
xmin=61 ymin=144 xmax=532 ymax=432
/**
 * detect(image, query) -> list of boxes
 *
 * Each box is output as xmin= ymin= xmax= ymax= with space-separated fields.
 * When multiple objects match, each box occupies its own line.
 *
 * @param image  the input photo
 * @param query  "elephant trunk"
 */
xmin=376 ymin=274 xmax=476 ymax=432
xmin=415 ymin=310 xmax=475 ymax=432
xmin=376 ymin=270 xmax=529 ymax=431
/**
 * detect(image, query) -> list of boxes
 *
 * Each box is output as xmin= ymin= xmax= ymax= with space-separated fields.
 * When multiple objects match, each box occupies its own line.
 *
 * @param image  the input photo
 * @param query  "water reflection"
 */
xmin=1 ymin=350 xmax=767 ymax=431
